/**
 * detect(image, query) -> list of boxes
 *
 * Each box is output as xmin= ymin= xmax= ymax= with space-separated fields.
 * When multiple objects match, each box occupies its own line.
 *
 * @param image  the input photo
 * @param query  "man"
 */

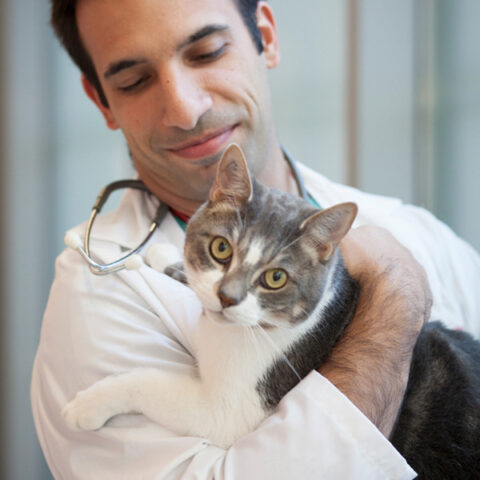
xmin=31 ymin=0 xmax=480 ymax=478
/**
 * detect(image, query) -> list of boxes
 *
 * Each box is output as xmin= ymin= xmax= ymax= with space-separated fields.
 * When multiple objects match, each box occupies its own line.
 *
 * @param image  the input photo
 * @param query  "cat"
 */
xmin=63 ymin=144 xmax=480 ymax=479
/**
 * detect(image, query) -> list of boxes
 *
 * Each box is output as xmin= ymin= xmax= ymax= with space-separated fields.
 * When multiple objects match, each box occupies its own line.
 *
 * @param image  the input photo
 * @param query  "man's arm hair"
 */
xmin=320 ymin=227 xmax=432 ymax=436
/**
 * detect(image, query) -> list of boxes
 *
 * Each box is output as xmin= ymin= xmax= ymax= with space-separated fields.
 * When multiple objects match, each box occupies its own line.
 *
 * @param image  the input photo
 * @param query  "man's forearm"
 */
xmin=320 ymin=227 xmax=432 ymax=437
xmin=320 ymin=273 xmax=421 ymax=435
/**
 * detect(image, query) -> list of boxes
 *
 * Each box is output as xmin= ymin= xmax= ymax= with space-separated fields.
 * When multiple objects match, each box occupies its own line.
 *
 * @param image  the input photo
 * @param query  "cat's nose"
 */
xmin=218 ymin=290 xmax=240 ymax=309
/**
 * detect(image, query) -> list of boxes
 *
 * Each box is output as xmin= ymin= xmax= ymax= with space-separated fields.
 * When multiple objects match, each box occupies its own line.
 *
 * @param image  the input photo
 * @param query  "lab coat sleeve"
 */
xmin=31 ymin=245 xmax=415 ymax=480
xmin=380 ymin=203 xmax=480 ymax=338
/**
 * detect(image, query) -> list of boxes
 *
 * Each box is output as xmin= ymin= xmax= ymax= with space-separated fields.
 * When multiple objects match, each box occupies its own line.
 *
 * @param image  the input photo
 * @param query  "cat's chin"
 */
xmin=206 ymin=310 xmax=237 ymax=326
xmin=206 ymin=310 xmax=258 ymax=328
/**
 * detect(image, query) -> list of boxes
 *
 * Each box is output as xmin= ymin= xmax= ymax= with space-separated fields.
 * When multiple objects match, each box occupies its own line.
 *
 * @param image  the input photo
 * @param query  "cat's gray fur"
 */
xmin=181 ymin=144 xmax=480 ymax=478
xmin=64 ymin=144 xmax=480 ymax=478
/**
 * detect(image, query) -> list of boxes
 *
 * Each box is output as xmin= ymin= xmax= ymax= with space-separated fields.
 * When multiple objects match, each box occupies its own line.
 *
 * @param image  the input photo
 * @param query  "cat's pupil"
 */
xmin=219 ymin=242 xmax=228 ymax=252
xmin=273 ymin=271 xmax=282 ymax=282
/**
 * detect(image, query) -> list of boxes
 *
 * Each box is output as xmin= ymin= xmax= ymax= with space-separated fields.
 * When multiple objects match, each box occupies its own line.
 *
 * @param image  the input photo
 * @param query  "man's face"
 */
xmin=77 ymin=0 xmax=280 ymax=212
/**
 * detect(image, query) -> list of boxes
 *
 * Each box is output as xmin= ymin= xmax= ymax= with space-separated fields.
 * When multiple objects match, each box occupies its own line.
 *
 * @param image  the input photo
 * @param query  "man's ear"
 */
xmin=81 ymin=75 xmax=119 ymax=130
xmin=256 ymin=1 xmax=280 ymax=69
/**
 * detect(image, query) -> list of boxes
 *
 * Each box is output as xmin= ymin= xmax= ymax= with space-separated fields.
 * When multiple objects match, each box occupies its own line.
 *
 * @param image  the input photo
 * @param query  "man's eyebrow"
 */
xmin=103 ymin=25 xmax=229 ymax=79
xmin=104 ymin=59 xmax=148 ymax=79
xmin=178 ymin=24 xmax=230 ymax=50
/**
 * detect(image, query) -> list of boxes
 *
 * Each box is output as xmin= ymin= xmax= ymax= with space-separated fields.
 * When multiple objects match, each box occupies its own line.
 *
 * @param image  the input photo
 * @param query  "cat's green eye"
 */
xmin=262 ymin=269 xmax=288 ymax=290
xmin=210 ymin=236 xmax=233 ymax=263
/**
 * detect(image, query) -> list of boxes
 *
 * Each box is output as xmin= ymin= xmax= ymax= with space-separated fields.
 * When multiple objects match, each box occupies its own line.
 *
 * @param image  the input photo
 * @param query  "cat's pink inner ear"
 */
xmin=301 ymin=202 xmax=358 ymax=261
xmin=209 ymin=144 xmax=253 ymax=203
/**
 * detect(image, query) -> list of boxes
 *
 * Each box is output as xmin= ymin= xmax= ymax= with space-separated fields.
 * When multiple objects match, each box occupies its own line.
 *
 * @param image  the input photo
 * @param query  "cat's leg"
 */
xmin=63 ymin=369 xmax=222 ymax=441
xmin=164 ymin=261 xmax=187 ymax=284
xmin=146 ymin=243 xmax=187 ymax=284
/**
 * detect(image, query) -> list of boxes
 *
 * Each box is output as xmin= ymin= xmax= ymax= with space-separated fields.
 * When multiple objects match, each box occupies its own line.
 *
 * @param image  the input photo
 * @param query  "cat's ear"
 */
xmin=209 ymin=144 xmax=253 ymax=204
xmin=301 ymin=202 xmax=358 ymax=261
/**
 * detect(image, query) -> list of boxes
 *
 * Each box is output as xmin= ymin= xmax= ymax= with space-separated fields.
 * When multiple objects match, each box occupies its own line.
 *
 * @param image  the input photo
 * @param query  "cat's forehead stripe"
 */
xmin=243 ymin=239 xmax=265 ymax=266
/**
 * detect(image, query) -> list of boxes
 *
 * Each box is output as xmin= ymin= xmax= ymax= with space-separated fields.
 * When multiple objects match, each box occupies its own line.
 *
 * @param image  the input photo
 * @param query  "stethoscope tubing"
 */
xmin=66 ymin=149 xmax=308 ymax=276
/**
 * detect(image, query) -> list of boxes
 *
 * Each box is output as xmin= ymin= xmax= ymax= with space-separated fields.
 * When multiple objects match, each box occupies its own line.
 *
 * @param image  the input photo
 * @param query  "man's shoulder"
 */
xmin=298 ymin=162 xmax=402 ymax=220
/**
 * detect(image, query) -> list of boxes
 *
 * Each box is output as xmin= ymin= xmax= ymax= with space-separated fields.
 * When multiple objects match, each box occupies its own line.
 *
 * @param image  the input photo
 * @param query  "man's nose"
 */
xmin=159 ymin=67 xmax=213 ymax=131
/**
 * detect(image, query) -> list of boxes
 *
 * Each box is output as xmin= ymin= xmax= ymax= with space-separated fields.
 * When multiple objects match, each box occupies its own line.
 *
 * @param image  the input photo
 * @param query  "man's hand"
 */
xmin=319 ymin=226 xmax=432 ymax=437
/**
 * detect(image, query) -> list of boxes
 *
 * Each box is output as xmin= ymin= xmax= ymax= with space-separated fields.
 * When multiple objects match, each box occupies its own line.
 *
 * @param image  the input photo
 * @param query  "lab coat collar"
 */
xmin=67 ymin=160 xmax=401 ymax=253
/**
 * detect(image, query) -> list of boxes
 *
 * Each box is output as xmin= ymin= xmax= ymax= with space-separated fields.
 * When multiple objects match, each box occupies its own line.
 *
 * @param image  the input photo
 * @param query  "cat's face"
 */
xmin=184 ymin=144 xmax=356 ymax=330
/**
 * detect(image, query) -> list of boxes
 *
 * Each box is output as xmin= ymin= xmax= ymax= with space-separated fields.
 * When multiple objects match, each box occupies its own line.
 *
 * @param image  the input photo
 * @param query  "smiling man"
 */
xmin=76 ymin=0 xmax=294 ymax=216
xmin=31 ymin=1 xmax=480 ymax=479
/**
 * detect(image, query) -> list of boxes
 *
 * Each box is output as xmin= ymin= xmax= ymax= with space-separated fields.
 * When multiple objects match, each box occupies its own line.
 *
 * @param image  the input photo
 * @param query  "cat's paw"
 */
xmin=146 ymin=243 xmax=182 ymax=273
xmin=62 ymin=389 xmax=115 ymax=432
xmin=164 ymin=261 xmax=187 ymax=284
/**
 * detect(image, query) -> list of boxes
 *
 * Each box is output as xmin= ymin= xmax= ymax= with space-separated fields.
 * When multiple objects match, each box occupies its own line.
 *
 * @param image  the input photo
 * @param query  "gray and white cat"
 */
xmin=64 ymin=144 xmax=480 ymax=478
xmin=63 ymin=144 xmax=358 ymax=448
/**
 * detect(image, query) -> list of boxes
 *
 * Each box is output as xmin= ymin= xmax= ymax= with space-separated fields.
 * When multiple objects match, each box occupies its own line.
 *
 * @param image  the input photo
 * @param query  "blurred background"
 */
xmin=1 ymin=0 xmax=479 ymax=478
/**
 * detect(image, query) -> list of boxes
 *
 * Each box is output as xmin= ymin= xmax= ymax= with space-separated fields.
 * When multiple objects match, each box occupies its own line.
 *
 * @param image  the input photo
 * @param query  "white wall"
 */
xmin=1 ymin=0 xmax=53 ymax=478
xmin=434 ymin=0 xmax=480 ymax=251
xmin=351 ymin=0 xmax=480 ymax=251
xmin=51 ymin=49 xmax=134 ymax=258
xmin=356 ymin=0 xmax=417 ymax=203
xmin=270 ymin=0 xmax=348 ymax=183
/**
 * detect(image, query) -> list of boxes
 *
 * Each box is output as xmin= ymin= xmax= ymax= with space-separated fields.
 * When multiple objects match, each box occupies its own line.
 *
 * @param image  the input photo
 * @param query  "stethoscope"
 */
xmin=65 ymin=149 xmax=308 ymax=276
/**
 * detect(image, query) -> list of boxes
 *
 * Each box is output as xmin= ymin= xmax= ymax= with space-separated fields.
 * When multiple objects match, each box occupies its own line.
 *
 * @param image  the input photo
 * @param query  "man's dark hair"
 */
xmin=50 ymin=0 xmax=264 ymax=107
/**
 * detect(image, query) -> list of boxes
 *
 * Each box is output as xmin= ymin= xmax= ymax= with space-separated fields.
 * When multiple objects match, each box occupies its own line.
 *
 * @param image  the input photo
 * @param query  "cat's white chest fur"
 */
xmin=62 ymin=144 xmax=357 ymax=449
xmin=62 ymin=269 xmax=334 ymax=448
xmin=62 ymin=308 xmax=288 ymax=448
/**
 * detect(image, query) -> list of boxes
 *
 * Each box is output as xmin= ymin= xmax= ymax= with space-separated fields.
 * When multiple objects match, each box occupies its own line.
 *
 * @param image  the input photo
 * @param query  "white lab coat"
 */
xmin=31 ymin=162 xmax=480 ymax=479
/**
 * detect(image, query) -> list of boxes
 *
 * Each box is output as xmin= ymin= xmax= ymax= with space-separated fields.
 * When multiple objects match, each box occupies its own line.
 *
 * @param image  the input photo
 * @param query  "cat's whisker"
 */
xmin=259 ymin=318 xmax=296 ymax=332
xmin=277 ymin=232 xmax=310 ymax=256
xmin=247 ymin=326 xmax=263 ymax=363
xmin=244 ymin=326 xmax=266 ymax=381
xmin=241 ymin=203 xmax=248 ymax=229
xmin=257 ymin=326 xmax=302 ymax=382
xmin=234 ymin=201 xmax=244 ymax=230
xmin=304 ymin=324 xmax=327 ymax=346
xmin=226 ymin=194 xmax=244 ymax=231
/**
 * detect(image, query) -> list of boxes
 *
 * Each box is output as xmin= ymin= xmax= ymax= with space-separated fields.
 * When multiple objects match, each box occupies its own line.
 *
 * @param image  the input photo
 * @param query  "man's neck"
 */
xmin=155 ymin=143 xmax=299 ymax=220
xmin=257 ymin=143 xmax=299 ymax=197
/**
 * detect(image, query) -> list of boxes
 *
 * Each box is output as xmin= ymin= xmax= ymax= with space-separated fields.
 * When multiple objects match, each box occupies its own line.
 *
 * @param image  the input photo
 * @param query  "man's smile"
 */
xmin=166 ymin=124 xmax=237 ymax=160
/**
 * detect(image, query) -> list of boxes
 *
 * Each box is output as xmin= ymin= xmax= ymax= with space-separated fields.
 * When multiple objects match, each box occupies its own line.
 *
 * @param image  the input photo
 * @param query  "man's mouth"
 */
xmin=166 ymin=125 xmax=237 ymax=160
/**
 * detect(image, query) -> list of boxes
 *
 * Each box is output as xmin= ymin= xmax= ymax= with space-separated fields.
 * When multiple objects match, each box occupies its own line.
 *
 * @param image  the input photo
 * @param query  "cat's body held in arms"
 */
xmin=63 ymin=144 xmax=480 ymax=479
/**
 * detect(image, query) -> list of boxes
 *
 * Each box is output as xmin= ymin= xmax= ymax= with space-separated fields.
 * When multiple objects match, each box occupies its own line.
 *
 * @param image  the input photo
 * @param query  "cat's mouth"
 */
xmin=207 ymin=309 xmax=260 ymax=328
xmin=206 ymin=310 xmax=236 ymax=326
